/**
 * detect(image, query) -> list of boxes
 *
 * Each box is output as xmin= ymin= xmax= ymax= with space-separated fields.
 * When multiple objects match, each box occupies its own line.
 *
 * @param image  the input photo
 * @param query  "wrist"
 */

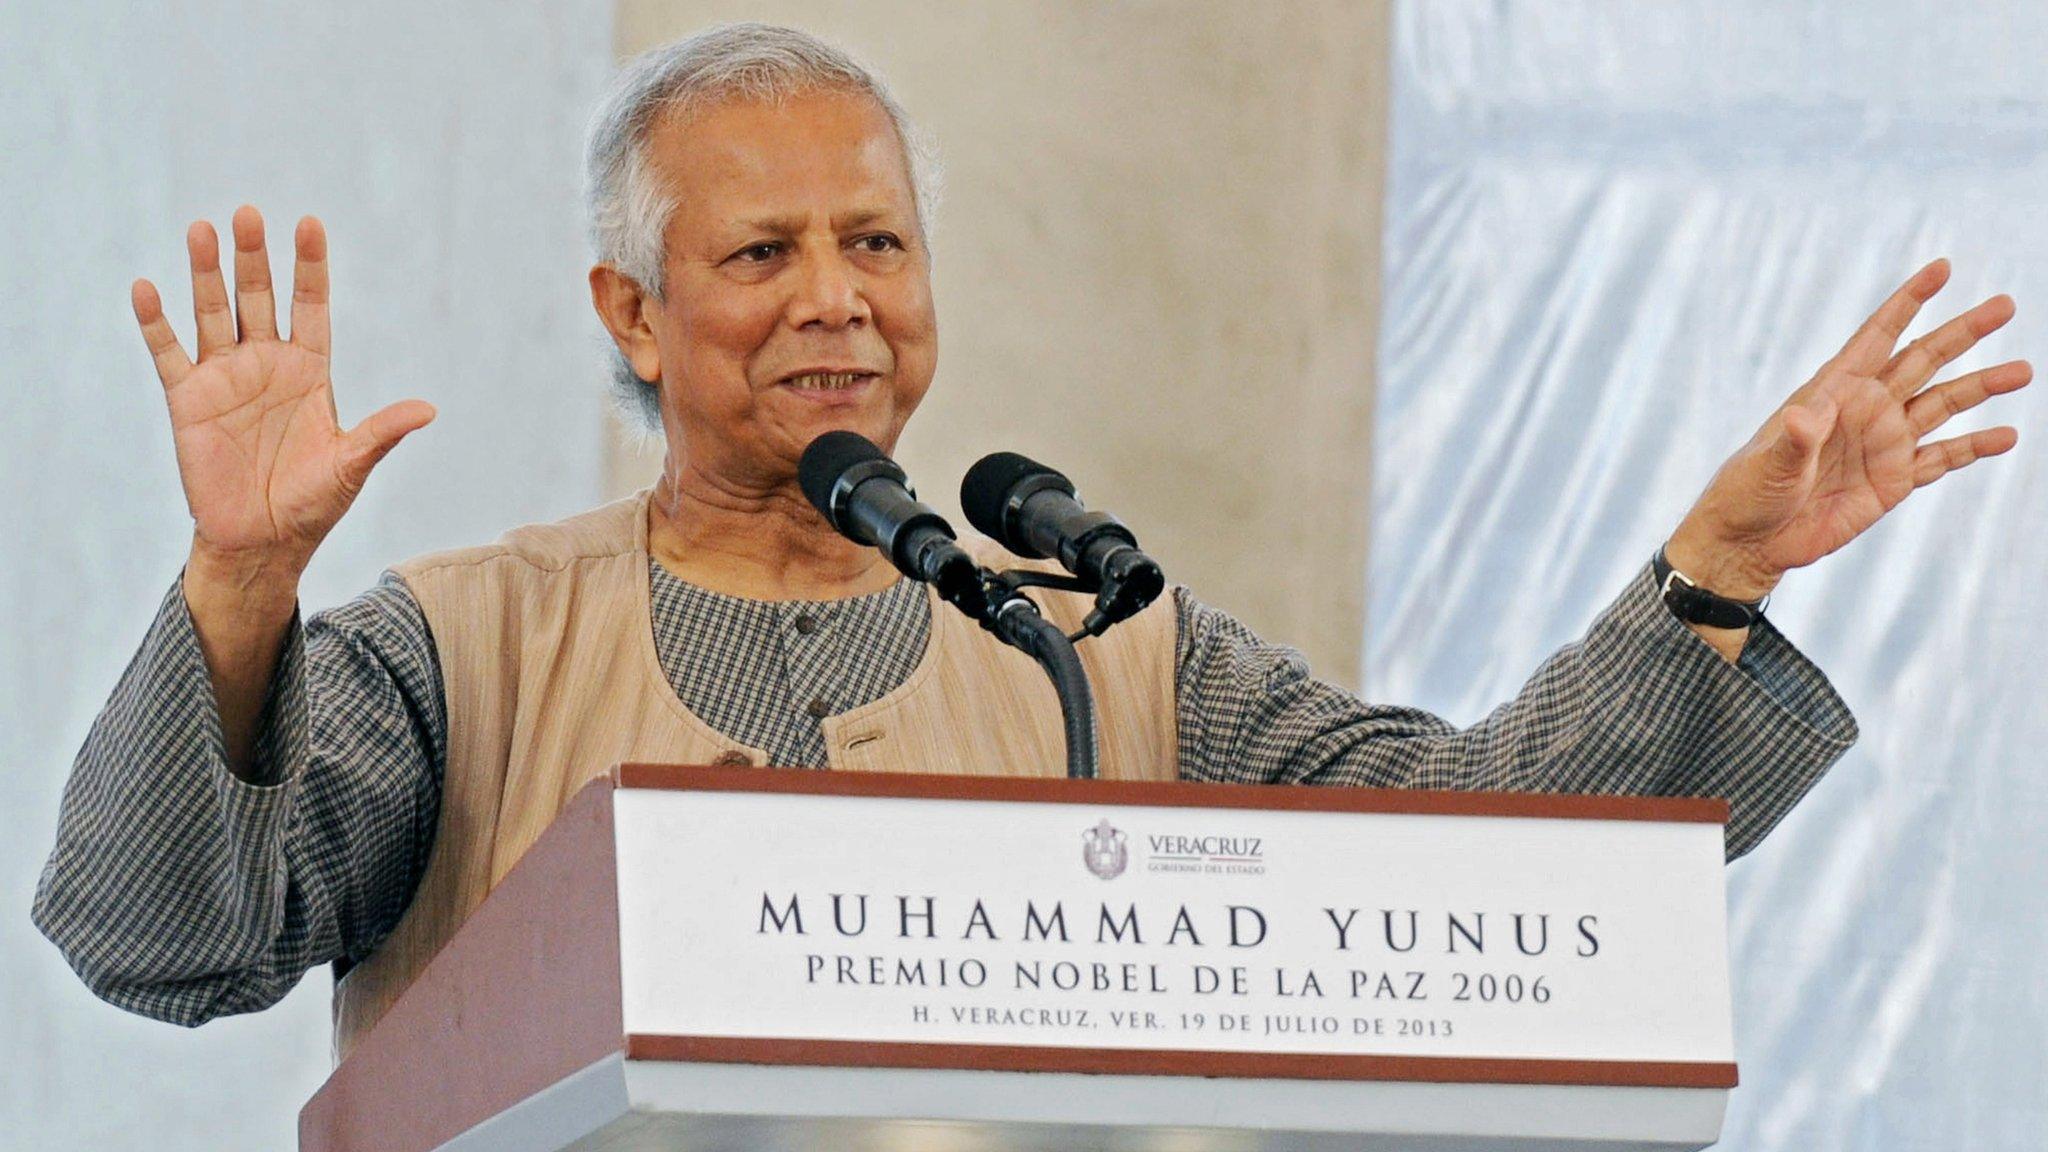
xmin=180 ymin=539 xmax=301 ymax=783
xmin=184 ymin=538 xmax=306 ymax=619
xmin=1662 ymin=522 xmax=1781 ymax=602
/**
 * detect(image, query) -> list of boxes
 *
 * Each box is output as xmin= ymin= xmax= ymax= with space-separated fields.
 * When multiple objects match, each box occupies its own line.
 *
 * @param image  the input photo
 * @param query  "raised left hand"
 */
xmin=1668 ymin=258 xmax=2029 ymax=605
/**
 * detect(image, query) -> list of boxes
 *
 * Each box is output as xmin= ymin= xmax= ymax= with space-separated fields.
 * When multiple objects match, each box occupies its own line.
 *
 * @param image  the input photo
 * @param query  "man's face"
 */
xmin=641 ymin=89 xmax=938 ymax=489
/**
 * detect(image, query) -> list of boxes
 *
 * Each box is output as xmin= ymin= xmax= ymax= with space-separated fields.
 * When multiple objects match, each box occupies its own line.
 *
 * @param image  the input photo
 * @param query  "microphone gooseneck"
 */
xmin=988 ymin=598 xmax=1098 ymax=779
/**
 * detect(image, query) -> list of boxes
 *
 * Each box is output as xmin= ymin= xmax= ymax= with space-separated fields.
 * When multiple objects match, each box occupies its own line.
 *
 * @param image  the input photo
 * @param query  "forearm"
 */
xmin=181 ymin=539 xmax=305 ymax=781
xmin=33 ymin=581 xmax=325 ymax=1023
xmin=33 ymin=574 xmax=447 ymax=1025
xmin=1391 ymin=567 xmax=1857 ymax=857
xmin=1175 ymin=569 xmax=1858 ymax=860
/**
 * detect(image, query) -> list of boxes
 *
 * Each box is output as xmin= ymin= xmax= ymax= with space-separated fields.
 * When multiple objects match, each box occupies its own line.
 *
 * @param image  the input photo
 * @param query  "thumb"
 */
xmin=338 ymin=399 xmax=437 ymax=490
xmin=1766 ymin=401 xmax=1828 ymax=478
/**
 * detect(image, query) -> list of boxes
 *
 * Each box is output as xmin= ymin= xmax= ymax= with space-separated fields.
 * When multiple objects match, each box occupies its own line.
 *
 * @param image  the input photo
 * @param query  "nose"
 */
xmin=787 ymin=246 xmax=871 ymax=330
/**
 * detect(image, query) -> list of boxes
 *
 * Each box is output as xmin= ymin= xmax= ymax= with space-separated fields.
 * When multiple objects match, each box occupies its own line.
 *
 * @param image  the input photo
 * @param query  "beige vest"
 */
xmin=331 ymin=490 xmax=1179 ymax=1056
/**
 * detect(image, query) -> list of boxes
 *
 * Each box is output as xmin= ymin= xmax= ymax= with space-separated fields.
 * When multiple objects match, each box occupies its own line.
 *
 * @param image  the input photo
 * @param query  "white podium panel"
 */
xmin=303 ymin=766 xmax=1740 ymax=1152
xmin=613 ymin=784 xmax=1734 ymax=1069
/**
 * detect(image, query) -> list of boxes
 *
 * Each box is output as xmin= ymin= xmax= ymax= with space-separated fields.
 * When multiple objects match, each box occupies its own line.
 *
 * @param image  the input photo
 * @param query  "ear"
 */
xmin=588 ymin=265 xmax=663 ymax=384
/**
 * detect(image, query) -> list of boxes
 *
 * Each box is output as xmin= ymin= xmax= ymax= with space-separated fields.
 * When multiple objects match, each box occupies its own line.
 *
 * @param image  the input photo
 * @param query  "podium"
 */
xmin=301 ymin=765 xmax=1739 ymax=1151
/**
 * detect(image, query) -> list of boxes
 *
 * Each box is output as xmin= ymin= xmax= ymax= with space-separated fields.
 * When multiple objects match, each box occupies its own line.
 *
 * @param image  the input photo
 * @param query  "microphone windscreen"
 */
xmin=960 ymin=451 xmax=1051 ymax=544
xmin=798 ymin=430 xmax=885 ymax=523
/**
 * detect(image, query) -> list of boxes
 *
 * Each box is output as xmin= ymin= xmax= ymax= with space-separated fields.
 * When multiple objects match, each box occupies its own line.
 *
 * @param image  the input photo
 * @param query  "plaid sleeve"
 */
xmin=1174 ymin=562 xmax=1858 ymax=860
xmin=31 ymin=572 xmax=445 ymax=1026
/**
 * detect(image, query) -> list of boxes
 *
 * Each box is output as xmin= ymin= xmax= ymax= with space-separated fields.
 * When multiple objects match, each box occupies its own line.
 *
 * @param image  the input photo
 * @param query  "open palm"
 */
xmin=135 ymin=207 xmax=434 ymax=571
xmin=1676 ymin=260 xmax=2027 ymax=596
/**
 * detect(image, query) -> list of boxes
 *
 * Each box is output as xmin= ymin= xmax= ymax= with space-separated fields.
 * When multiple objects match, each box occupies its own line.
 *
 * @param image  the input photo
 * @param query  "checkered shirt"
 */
xmin=33 ymin=558 xmax=1856 ymax=1026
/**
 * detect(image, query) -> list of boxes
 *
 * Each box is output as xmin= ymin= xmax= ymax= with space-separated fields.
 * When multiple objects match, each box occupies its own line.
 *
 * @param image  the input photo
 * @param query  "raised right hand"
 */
xmin=134 ymin=205 xmax=435 ymax=579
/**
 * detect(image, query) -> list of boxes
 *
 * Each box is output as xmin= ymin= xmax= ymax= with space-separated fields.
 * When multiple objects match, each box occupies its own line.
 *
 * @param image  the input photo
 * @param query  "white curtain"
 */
xmin=1373 ymin=3 xmax=2048 ymax=1147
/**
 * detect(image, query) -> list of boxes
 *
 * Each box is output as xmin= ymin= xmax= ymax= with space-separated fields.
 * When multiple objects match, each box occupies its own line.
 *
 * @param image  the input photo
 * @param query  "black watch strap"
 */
xmin=1653 ymin=547 xmax=1767 ymax=629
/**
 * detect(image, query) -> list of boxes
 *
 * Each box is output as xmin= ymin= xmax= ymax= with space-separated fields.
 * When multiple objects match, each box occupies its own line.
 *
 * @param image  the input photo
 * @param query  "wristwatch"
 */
xmin=1652 ymin=547 xmax=1767 ymax=629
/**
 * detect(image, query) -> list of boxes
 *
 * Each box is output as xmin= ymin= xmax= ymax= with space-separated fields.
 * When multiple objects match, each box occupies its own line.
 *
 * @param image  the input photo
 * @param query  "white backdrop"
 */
xmin=11 ymin=2 xmax=2047 ymax=1149
xmin=1373 ymin=3 xmax=2048 ymax=1148
xmin=0 ymin=3 xmax=613 ymax=1148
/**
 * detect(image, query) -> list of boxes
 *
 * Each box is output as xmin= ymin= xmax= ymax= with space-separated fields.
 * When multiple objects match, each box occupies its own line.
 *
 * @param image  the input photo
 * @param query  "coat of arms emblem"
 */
xmin=1082 ymin=819 xmax=1129 ymax=880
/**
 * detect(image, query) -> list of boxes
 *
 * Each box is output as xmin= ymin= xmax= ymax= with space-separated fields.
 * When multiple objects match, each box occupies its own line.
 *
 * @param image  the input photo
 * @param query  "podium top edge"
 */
xmin=608 ymin=764 xmax=1729 ymax=826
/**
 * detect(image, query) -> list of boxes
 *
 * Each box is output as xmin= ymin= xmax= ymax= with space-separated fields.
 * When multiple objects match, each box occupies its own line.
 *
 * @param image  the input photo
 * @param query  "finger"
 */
xmin=1882 ymin=294 xmax=2017 ymax=400
xmin=1906 ymin=359 xmax=2033 ymax=437
xmin=337 ymin=399 xmax=437 ymax=492
xmin=1833 ymin=258 xmax=1950 ymax=375
xmin=188 ymin=221 xmax=235 ymax=359
xmin=231 ymin=204 xmax=278 ymax=341
xmin=290 ymin=216 xmax=331 ymax=357
xmin=1912 ymin=426 xmax=2019 ymax=489
xmin=131 ymin=279 xmax=193 ymax=387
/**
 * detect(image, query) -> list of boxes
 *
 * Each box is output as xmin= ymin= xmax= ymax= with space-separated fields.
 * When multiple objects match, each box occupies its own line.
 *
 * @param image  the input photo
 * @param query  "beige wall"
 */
xmin=609 ymin=0 xmax=1389 ymax=688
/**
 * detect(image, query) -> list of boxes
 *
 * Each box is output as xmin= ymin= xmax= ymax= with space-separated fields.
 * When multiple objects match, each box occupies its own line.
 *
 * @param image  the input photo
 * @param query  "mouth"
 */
xmin=778 ymin=370 xmax=881 ymax=401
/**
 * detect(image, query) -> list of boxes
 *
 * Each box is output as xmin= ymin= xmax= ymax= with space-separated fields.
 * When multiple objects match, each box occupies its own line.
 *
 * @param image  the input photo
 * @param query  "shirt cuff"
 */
xmin=1610 ymin=561 xmax=1858 ymax=857
xmin=1625 ymin=561 xmax=1856 ymax=742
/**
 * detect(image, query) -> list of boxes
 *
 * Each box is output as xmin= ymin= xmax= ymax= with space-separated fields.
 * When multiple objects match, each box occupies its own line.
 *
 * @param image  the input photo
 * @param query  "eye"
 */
xmin=854 ymin=233 xmax=903 ymax=253
xmin=730 ymin=242 xmax=783 ymax=264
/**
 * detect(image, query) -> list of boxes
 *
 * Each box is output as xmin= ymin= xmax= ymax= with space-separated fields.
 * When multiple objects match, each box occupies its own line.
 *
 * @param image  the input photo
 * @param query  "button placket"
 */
xmin=785 ymin=602 xmax=836 ymax=728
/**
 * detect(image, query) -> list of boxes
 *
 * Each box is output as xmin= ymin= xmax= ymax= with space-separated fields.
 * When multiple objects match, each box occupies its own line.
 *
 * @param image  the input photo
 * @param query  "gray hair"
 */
xmin=584 ymin=23 xmax=942 ymax=430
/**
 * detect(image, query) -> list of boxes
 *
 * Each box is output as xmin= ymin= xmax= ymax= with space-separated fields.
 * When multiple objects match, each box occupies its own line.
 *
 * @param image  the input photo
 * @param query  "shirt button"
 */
xmin=805 ymin=698 xmax=832 ymax=719
xmin=711 ymin=750 xmax=752 ymax=766
xmin=793 ymin=613 xmax=820 ymax=635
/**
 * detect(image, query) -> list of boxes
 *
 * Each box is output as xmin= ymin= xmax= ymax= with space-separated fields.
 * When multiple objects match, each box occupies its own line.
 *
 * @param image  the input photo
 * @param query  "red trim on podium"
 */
xmin=613 ymin=762 xmax=1731 ymax=825
xmin=624 ymin=1034 xmax=1739 ymax=1090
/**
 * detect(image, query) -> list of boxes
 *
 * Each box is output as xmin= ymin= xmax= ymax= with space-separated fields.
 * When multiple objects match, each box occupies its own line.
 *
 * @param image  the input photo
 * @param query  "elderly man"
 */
xmin=33 ymin=24 xmax=2028 ymax=1057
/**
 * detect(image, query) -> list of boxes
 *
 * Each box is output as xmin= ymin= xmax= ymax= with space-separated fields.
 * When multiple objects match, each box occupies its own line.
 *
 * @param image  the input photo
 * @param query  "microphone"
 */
xmin=798 ymin=431 xmax=983 ymax=610
xmin=960 ymin=452 xmax=1166 ymax=630
xmin=801 ymin=432 xmax=1101 ymax=779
